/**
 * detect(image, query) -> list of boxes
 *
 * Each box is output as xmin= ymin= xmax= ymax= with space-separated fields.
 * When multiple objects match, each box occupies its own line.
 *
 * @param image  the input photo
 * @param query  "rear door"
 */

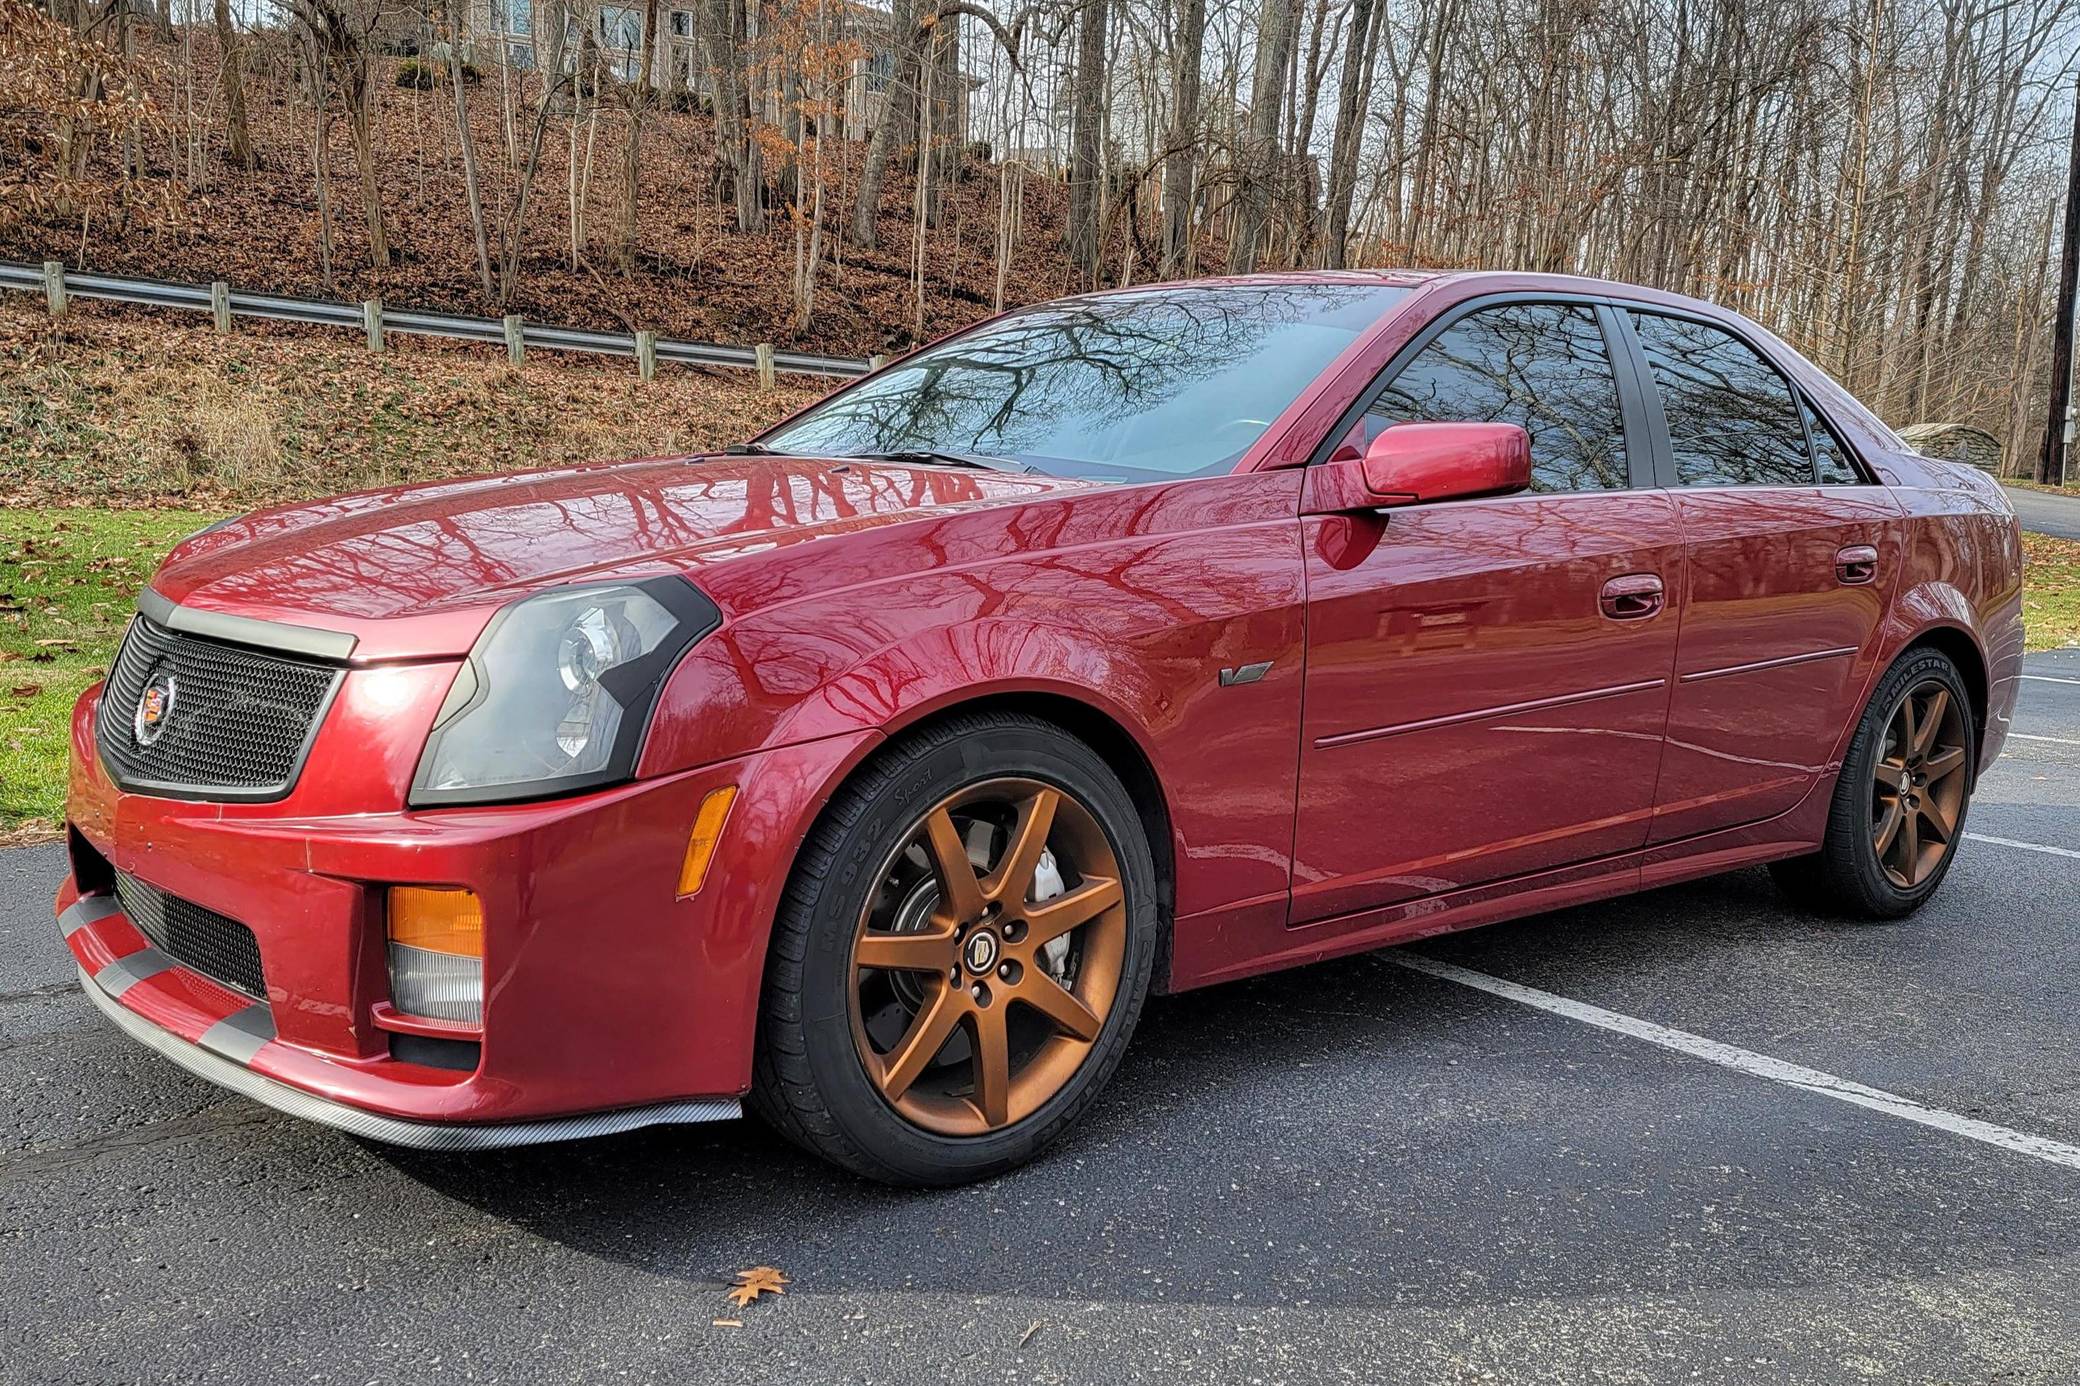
xmin=1290 ymin=298 xmax=1683 ymax=924
xmin=1615 ymin=308 xmax=1902 ymax=844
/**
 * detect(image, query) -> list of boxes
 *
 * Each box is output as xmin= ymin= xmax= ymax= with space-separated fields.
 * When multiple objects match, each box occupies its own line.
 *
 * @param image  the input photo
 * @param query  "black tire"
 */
xmin=1769 ymin=647 xmax=1976 ymax=919
xmin=749 ymin=711 xmax=1159 ymax=1186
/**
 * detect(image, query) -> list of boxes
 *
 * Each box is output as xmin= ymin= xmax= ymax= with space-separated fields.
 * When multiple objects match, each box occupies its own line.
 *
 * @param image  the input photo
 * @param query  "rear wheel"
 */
xmin=751 ymin=712 xmax=1158 ymax=1185
xmin=1770 ymin=648 xmax=1975 ymax=919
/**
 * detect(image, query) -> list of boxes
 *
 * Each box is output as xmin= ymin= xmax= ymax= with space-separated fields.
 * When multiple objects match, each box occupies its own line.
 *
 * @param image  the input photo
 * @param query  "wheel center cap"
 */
xmin=962 ymin=928 xmax=1001 ymax=975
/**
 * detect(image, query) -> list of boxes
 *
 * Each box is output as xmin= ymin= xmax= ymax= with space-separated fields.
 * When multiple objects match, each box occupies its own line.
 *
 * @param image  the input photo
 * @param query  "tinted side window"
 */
xmin=1804 ymin=401 xmax=1862 ymax=484
xmin=1357 ymin=302 xmax=1628 ymax=493
xmin=1629 ymin=312 xmax=1814 ymax=487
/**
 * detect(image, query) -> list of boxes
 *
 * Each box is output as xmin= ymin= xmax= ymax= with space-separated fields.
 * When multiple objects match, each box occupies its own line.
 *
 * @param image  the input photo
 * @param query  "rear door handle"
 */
xmin=1836 ymin=545 xmax=1879 ymax=585
xmin=1600 ymin=573 xmax=1665 ymax=621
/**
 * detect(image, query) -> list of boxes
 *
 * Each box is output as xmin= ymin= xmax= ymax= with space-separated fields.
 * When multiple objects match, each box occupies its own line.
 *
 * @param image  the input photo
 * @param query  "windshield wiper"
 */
xmin=843 ymin=449 xmax=1035 ymax=474
xmin=722 ymin=441 xmax=778 ymax=455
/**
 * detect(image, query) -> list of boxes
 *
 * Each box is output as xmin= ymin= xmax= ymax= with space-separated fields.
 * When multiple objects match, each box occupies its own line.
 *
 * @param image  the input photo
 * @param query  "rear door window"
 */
xmin=1804 ymin=400 xmax=1863 ymax=484
xmin=1627 ymin=312 xmax=1815 ymax=487
xmin=1342 ymin=301 xmax=1629 ymax=494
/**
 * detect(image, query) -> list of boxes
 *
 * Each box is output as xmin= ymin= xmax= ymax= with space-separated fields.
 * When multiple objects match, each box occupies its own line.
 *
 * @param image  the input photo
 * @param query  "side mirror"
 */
xmin=1360 ymin=422 xmax=1532 ymax=506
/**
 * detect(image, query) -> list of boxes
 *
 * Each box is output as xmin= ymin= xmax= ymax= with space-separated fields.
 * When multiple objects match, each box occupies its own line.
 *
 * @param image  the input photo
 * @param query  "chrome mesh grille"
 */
xmin=115 ymin=870 xmax=268 ymax=1001
xmin=95 ymin=615 xmax=340 ymax=800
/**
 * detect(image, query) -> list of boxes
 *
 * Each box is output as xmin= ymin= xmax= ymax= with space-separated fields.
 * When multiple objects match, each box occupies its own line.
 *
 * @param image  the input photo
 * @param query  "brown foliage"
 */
xmin=0 ymin=296 xmax=818 ymax=506
xmin=0 ymin=32 xmax=1077 ymax=358
xmin=0 ymin=0 xmax=183 ymax=235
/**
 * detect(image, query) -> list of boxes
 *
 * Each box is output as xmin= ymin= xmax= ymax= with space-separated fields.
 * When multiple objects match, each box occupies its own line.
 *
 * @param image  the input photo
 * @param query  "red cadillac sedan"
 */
xmin=56 ymin=271 xmax=2023 ymax=1184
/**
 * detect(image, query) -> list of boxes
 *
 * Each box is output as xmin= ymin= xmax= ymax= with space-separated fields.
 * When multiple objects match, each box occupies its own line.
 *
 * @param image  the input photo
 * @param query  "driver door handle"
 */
xmin=1836 ymin=545 xmax=1879 ymax=585
xmin=1600 ymin=573 xmax=1665 ymax=621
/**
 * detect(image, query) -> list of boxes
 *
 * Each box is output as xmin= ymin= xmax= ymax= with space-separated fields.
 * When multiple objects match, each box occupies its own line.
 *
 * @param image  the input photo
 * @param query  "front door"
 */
xmin=1615 ymin=308 xmax=1902 ymax=844
xmin=1291 ymin=299 xmax=1682 ymax=924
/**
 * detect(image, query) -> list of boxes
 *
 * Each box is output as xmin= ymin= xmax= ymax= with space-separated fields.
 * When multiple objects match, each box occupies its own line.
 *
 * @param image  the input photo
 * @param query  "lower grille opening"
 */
xmin=67 ymin=827 xmax=116 ymax=899
xmin=114 ymin=871 xmax=268 ymax=1001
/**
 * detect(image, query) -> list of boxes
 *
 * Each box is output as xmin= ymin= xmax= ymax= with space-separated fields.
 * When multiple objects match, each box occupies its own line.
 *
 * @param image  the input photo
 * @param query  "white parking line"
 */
xmin=2021 ymin=674 xmax=2080 ymax=685
xmin=2007 ymin=733 xmax=2080 ymax=746
xmin=1966 ymin=832 xmax=2080 ymax=860
xmin=1388 ymin=954 xmax=2080 ymax=1171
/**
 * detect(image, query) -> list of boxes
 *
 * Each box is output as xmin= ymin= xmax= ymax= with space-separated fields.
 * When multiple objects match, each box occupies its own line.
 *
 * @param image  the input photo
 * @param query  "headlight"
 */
xmin=409 ymin=577 xmax=721 ymax=806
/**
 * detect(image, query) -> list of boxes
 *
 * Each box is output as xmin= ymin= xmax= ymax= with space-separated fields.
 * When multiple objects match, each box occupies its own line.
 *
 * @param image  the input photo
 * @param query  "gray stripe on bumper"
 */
xmin=197 ymin=1003 xmax=277 ymax=1065
xmin=95 ymin=948 xmax=176 ymax=999
xmin=59 ymin=894 xmax=123 ymax=939
xmin=79 ymin=966 xmax=741 ymax=1150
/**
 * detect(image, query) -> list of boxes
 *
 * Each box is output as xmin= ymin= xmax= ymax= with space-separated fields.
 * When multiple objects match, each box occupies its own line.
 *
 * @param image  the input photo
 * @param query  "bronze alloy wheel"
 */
xmin=847 ymin=777 xmax=1128 ymax=1137
xmin=1871 ymin=678 xmax=1970 ymax=889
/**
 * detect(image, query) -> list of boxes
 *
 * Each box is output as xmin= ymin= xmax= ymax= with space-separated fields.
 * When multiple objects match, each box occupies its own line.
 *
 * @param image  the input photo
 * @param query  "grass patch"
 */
xmin=0 ymin=508 xmax=225 ymax=840
xmin=2023 ymin=531 xmax=2080 ymax=653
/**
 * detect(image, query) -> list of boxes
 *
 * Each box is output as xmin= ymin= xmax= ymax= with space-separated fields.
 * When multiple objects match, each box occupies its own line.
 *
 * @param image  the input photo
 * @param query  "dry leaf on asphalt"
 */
xmin=726 ymin=1266 xmax=789 ymax=1307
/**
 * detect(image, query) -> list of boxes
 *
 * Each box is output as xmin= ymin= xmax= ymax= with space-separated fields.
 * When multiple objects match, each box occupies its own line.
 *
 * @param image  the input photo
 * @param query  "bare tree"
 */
xmin=1066 ymin=0 xmax=1107 ymax=279
xmin=700 ymin=0 xmax=766 ymax=232
xmin=279 ymin=0 xmax=391 ymax=266
xmin=1229 ymin=0 xmax=1298 ymax=271
xmin=214 ymin=0 xmax=254 ymax=169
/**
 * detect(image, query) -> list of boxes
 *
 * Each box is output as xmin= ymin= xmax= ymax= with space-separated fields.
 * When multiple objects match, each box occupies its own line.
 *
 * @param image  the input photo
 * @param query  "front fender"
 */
xmin=763 ymin=617 xmax=1169 ymax=757
xmin=639 ymin=505 xmax=1309 ymax=921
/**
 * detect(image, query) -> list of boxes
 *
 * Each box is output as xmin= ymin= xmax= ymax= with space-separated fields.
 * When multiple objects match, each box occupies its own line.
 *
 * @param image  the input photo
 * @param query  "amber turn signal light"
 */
xmin=386 ymin=887 xmax=484 ymax=1025
xmin=388 ymin=886 xmax=484 ymax=956
xmin=677 ymin=786 xmax=739 ymax=897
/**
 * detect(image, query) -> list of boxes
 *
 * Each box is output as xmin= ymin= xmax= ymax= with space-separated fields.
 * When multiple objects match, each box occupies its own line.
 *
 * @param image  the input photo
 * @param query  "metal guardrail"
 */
xmin=0 ymin=261 xmax=873 ymax=379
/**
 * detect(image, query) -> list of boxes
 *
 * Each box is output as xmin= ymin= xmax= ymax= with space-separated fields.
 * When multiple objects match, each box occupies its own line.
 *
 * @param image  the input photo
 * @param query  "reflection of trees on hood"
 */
xmin=777 ymin=285 xmax=1393 ymax=459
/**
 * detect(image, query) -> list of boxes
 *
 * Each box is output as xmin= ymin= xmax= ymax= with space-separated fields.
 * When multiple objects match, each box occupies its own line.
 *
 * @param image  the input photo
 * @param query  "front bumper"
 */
xmin=75 ymin=952 xmax=737 ymax=1148
xmin=60 ymin=674 xmax=877 ymax=1144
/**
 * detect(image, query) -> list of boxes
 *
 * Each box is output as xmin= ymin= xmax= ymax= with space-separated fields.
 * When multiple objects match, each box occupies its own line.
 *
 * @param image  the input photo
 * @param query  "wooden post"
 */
xmin=42 ymin=261 xmax=66 ymax=317
xmin=2041 ymin=67 xmax=2080 ymax=486
xmin=636 ymin=330 xmax=657 ymax=383
xmin=503 ymin=314 xmax=525 ymax=365
xmin=755 ymin=342 xmax=776 ymax=391
xmin=868 ymin=353 xmax=888 ymax=372
xmin=362 ymin=298 xmax=385 ymax=352
xmin=210 ymin=281 xmax=232 ymax=334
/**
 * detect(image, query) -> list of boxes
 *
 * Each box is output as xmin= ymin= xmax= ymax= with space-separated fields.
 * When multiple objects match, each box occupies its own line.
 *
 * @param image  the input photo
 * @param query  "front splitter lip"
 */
xmin=79 ymin=964 xmax=741 ymax=1151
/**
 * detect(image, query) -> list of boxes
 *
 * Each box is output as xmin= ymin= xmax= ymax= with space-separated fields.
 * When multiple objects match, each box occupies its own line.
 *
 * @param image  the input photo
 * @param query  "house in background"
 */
xmin=462 ymin=0 xmax=965 ymax=143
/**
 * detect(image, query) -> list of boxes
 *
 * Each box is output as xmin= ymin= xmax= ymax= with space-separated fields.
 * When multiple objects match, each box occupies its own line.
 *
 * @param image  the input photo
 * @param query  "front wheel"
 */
xmin=751 ymin=712 xmax=1159 ymax=1186
xmin=1770 ymin=648 xmax=1976 ymax=919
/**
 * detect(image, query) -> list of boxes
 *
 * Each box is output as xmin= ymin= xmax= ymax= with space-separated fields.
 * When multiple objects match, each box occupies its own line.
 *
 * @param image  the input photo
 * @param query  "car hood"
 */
xmin=149 ymin=454 xmax=1092 ymax=660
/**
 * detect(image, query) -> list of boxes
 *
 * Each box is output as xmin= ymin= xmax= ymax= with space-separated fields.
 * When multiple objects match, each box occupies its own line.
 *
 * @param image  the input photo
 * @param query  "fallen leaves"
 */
xmin=725 ymin=1266 xmax=789 ymax=1309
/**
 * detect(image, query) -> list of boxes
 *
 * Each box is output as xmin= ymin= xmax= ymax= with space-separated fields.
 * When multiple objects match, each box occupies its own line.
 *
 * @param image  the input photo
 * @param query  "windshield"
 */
xmin=761 ymin=283 xmax=1407 ymax=481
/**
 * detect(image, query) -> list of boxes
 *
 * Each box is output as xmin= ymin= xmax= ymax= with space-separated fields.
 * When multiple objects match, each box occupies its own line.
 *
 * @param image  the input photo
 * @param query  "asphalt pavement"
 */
xmin=2004 ymin=483 xmax=2080 ymax=540
xmin=3 ymin=651 xmax=2078 ymax=1384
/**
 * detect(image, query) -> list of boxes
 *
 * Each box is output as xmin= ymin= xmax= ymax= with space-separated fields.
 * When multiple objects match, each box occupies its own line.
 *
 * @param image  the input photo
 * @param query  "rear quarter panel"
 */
xmin=1871 ymin=452 xmax=2025 ymax=770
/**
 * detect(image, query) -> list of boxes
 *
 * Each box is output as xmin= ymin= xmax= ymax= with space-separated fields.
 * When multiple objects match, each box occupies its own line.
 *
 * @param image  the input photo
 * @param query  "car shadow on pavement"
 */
xmin=369 ymin=868 xmax=2071 ymax=1310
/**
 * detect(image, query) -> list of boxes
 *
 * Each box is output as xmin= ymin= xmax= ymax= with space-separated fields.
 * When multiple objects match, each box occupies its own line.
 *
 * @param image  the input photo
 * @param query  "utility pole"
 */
xmin=2041 ymin=69 xmax=2080 ymax=486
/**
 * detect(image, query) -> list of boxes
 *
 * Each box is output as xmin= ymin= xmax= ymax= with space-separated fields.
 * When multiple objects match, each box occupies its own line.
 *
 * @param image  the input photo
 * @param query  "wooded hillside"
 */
xmin=5 ymin=0 xmax=2077 ymax=469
